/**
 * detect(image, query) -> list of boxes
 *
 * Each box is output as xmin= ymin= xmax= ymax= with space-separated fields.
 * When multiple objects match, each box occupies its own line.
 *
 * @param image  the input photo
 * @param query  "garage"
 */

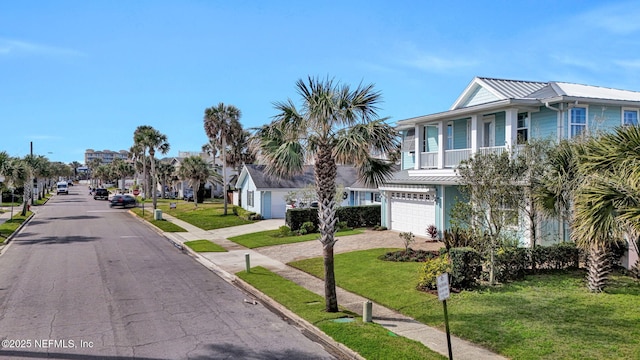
xmin=389 ymin=192 xmax=436 ymax=237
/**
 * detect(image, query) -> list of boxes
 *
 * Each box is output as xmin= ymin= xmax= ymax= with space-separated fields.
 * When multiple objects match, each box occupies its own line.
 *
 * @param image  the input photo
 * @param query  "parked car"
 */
xmin=109 ymin=194 xmax=137 ymax=208
xmin=93 ymin=188 xmax=109 ymax=200
xmin=183 ymin=189 xmax=194 ymax=202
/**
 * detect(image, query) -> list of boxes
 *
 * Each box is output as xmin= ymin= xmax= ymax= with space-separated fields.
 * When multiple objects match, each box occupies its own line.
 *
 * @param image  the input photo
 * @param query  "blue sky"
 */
xmin=2 ymin=0 xmax=640 ymax=165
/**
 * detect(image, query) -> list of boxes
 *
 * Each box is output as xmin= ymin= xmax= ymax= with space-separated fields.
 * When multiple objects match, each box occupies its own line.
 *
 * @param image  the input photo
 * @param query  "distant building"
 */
xmin=84 ymin=149 xmax=129 ymax=165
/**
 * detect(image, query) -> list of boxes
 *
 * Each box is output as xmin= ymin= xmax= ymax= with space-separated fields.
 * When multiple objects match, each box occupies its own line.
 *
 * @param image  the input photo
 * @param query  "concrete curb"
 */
xmin=127 ymin=210 xmax=364 ymax=360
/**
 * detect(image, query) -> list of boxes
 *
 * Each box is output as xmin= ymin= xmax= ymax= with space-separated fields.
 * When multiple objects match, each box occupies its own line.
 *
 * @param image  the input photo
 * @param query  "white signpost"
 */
xmin=437 ymin=273 xmax=453 ymax=360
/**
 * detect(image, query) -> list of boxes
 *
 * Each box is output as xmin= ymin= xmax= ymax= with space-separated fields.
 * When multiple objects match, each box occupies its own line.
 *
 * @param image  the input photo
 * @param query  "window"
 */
xmin=247 ymin=190 xmax=254 ymax=207
xmin=423 ymin=125 xmax=438 ymax=152
xmin=447 ymin=122 xmax=454 ymax=150
xmin=570 ymin=107 xmax=587 ymax=138
xmin=623 ymin=108 xmax=638 ymax=126
xmin=401 ymin=129 xmax=415 ymax=152
xmin=517 ymin=112 xmax=529 ymax=144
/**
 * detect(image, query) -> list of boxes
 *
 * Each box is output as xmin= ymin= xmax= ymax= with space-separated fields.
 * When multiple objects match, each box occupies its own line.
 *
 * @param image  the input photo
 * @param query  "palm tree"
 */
xmin=254 ymin=76 xmax=398 ymax=312
xmin=129 ymin=142 xmax=146 ymax=194
xmin=69 ymin=161 xmax=82 ymax=180
xmin=110 ymin=159 xmax=135 ymax=193
xmin=175 ymin=156 xmax=220 ymax=208
xmin=3 ymin=157 xmax=29 ymax=217
xmin=87 ymin=158 xmax=103 ymax=189
xmin=133 ymin=125 xmax=170 ymax=209
xmin=155 ymin=162 xmax=176 ymax=198
xmin=203 ymin=103 xmax=243 ymax=215
xmin=226 ymin=128 xmax=256 ymax=174
xmin=571 ymin=126 xmax=640 ymax=291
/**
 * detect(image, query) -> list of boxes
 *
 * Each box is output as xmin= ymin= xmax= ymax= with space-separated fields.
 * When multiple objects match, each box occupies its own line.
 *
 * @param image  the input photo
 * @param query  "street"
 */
xmin=0 ymin=187 xmax=336 ymax=359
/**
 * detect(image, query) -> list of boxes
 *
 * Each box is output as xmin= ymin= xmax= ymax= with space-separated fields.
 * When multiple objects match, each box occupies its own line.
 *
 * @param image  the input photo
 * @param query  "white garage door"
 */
xmin=390 ymin=192 xmax=436 ymax=236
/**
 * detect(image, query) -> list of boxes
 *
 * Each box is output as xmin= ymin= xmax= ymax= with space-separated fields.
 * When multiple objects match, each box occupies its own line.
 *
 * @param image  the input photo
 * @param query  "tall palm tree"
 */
xmin=572 ymin=125 xmax=640 ymax=291
xmin=155 ymin=162 xmax=176 ymax=198
xmin=254 ymin=76 xmax=398 ymax=312
xmin=133 ymin=125 xmax=170 ymax=209
xmin=203 ymin=103 xmax=242 ymax=215
xmin=129 ymin=142 xmax=146 ymax=194
xmin=226 ymin=129 xmax=256 ymax=174
xmin=175 ymin=156 xmax=220 ymax=208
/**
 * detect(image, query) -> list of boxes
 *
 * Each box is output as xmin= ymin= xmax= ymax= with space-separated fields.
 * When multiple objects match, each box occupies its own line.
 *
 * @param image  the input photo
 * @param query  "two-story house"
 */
xmin=380 ymin=77 xmax=640 ymax=253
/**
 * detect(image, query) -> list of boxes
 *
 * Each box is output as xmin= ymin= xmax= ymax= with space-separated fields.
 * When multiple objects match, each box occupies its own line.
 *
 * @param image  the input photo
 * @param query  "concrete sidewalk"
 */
xmin=157 ymin=213 xmax=507 ymax=360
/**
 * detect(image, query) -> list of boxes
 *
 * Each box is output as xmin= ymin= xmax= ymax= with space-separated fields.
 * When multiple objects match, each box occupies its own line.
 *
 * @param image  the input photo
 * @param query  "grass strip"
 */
xmin=184 ymin=240 xmax=227 ymax=252
xmin=0 ymin=212 xmax=31 ymax=243
xmin=237 ymin=266 xmax=444 ymax=360
xmin=130 ymin=208 xmax=187 ymax=232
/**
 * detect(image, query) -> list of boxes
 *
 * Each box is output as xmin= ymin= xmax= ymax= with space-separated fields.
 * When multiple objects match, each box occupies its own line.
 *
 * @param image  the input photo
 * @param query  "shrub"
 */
xmin=286 ymin=208 xmax=318 ymax=231
xmin=442 ymin=227 xmax=475 ymax=250
xmin=426 ymin=224 xmax=439 ymax=241
xmin=379 ymin=249 xmax=439 ymax=262
xmin=299 ymin=221 xmax=316 ymax=235
xmin=277 ymin=225 xmax=293 ymax=237
xmin=372 ymin=225 xmax=387 ymax=231
xmin=495 ymin=246 xmax=528 ymax=282
xmin=449 ymin=247 xmax=482 ymax=289
xmin=285 ymin=205 xmax=381 ymax=231
xmin=336 ymin=221 xmax=350 ymax=231
xmin=417 ymin=255 xmax=450 ymax=291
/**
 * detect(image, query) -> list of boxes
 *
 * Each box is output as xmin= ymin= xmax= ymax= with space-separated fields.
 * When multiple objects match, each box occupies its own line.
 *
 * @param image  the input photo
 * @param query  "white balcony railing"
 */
xmin=444 ymin=149 xmax=472 ymax=167
xmin=478 ymin=146 xmax=506 ymax=156
xmin=420 ymin=152 xmax=438 ymax=169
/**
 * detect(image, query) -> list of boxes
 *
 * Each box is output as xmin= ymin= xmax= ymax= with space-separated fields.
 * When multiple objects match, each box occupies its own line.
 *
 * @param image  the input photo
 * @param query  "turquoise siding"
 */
xmin=443 ymin=186 xmax=463 ymax=230
xmin=453 ymin=118 xmax=468 ymax=149
xmin=495 ymin=112 xmax=506 ymax=146
xmin=463 ymin=86 xmax=499 ymax=107
xmin=435 ymin=187 xmax=442 ymax=231
xmin=402 ymin=152 xmax=415 ymax=170
xmin=531 ymin=107 xmax=557 ymax=140
xmin=591 ymin=105 xmax=621 ymax=133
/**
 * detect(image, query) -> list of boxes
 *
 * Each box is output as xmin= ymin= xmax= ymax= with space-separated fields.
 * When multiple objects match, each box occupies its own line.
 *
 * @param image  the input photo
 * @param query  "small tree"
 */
xmin=399 ymin=231 xmax=415 ymax=252
xmin=455 ymin=151 xmax=523 ymax=285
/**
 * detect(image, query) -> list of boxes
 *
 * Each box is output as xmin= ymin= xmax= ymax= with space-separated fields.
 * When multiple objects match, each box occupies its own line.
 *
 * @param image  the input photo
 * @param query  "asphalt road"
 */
xmin=0 ymin=187 xmax=336 ymax=359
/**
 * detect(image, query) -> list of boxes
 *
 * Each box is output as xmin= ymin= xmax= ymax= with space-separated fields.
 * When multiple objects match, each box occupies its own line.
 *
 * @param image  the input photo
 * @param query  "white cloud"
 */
xmin=578 ymin=2 xmax=640 ymax=35
xmin=613 ymin=59 xmax=640 ymax=69
xmin=392 ymin=41 xmax=478 ymax=73
xmin=0 ymin=38 xmax=86 ymax=57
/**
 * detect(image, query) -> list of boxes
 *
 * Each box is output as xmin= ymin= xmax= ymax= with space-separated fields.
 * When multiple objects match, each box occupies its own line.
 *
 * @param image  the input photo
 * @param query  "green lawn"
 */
xmin=237 ymin=266 xmax=445 ymax=360
xmin=149 ymin=199 xmax=254 ymax=230
xmin=228 ymin=228 xmax=364 ymax=248
xmin=290 ymin=248 xmax=640 ymax=360
xmin=184 ymin=240 xmax=227 ymax=252
xmin=130 ymin=207 xmax=187 ymax=232
xmin=0 ymin=212 xmax=32 ymax=243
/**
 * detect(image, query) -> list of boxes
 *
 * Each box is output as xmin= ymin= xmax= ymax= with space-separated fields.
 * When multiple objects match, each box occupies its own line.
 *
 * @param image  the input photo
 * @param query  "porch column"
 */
xmin=470 ymin=114 xmax=478 ymax=154
xmin=414 ymin=124 xmax=421 ymax=170
xmin=505 ymin=108 xmax=518 ymax=148
xmin=437 ymin=121 xmax=445 ymax=169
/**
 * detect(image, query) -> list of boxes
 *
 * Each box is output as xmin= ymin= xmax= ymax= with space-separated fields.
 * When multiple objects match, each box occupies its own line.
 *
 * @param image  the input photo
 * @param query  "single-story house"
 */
xmin=235 ymin=164 xmax=382 ymax=219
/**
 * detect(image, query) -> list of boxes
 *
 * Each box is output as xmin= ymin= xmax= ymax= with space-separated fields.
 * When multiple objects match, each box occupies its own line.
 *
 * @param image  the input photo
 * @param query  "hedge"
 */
xmin=285 ymin=205 xmax=381 ymax=231
xmin=449 ymin=247 xmax=482 ymax=289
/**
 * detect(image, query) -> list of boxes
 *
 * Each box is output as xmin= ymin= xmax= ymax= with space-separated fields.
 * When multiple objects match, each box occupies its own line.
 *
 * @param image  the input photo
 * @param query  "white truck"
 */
xmin=56 ymin=181 xmax=69 ymax=195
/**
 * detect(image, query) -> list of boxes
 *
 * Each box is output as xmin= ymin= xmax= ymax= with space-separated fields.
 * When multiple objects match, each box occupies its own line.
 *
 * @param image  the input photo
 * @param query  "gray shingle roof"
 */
xmin=245 ymin=164 xmax=362 ymax=189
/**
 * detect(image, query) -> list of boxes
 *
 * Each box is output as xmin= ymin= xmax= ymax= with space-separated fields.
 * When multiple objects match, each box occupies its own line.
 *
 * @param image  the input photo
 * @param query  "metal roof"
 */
xmin=477 ymin=77 xmax=548 ymax=99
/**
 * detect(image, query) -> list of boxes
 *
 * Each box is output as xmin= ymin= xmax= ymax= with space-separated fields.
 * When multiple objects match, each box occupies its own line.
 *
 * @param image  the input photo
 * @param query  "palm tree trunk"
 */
xmin=222 ymin=138 xmax=228 ymax=215
xmin=315 ymin=146 xmax=339 ymax=312
xmin=587 ymin=244 xmax=611 ymax=292
xmin=150 ymin=152 xmax=157 ymax=209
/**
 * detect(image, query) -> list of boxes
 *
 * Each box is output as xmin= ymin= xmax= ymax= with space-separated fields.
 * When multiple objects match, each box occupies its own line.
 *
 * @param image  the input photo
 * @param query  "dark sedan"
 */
xmin=109 ymin=194 xmax=137 ymax=208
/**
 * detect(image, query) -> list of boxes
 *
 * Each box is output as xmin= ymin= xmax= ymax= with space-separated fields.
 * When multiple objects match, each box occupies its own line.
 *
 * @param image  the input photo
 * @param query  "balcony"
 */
xmin=418 ymin=146 xmax=508 ymax=169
